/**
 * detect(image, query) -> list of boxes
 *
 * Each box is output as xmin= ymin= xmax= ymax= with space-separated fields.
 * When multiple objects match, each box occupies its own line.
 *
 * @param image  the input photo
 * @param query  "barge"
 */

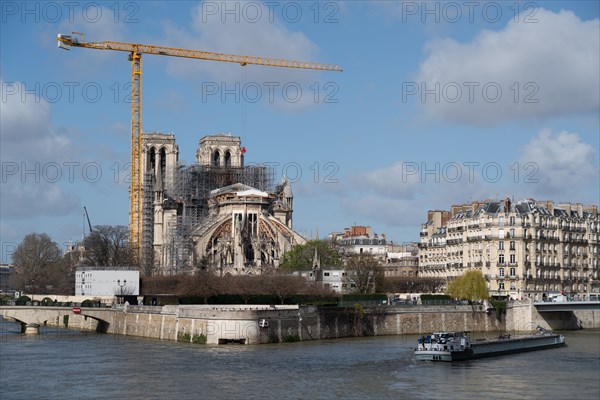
xmin=414 ymin=328 xmax=566 ymax=362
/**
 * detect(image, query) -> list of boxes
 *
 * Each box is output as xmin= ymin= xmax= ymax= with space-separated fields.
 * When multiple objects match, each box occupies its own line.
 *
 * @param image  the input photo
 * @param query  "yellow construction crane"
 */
xmin=56 ymin=32 xmax=342 ymax=268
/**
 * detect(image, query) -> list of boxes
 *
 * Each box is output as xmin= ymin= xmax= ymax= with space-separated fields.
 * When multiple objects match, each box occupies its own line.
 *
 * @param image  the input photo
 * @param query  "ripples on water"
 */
xmin=1 ymin=319 xmax=598 ymax=400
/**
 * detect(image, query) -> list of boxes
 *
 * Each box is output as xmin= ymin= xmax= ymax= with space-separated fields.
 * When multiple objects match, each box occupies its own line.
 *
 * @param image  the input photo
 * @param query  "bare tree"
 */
xmin=141 ymin=275 xmax=187 ymax=295
xmin=382 ymin=277 xmax=447 ymax=294
xmin=228 ymin=275 xmax=263 ymax=304
xmin=343 ymin=254 xmax=384 ymax=294
xmin=11 ymin=233 xmax=62 ymax=294
xmin=83 ymin=225 xmax=132 ymax=266
xmin=181 ymin=271 xmax=224 ymax=304
xmin=265 ymin=274 xmax=309 ymax=304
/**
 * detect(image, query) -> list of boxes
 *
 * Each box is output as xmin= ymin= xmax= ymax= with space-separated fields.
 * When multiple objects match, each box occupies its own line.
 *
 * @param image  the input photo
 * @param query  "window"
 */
xmin=499 ymin=241 xmax=505 ymax=250
xmin=509 ymin=241 xmax=515 ymax=250
xmin=499 ymin=281 xmax=505 ymax=290
xmin=499 ymin=254 xmax=505 ymax=264
xmin=509 ymin=267 xmax=516 ymax=277
xmin=510 ymin=254 xmax=516 ymax=264
xmin=499 ymin=268 xmax=505 ymax=277
xmin=509 ymin=216 xmax=515 ymax=226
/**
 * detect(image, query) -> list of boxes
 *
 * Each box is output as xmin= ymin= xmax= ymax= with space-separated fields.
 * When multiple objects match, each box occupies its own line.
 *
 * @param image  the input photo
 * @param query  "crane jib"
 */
xmin=56 ymin=32 xmax=342 ymax=268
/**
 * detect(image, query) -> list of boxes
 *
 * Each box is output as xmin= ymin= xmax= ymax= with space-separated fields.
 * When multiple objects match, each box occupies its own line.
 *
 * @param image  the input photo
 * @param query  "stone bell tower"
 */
xmin=196 ymin=133 xmax=244 ymax=168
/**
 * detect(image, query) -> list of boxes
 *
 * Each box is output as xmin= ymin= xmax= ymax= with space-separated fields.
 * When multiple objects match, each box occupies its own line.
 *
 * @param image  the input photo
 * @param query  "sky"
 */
xmin=1 ymin=0 xmax=599 ymax=262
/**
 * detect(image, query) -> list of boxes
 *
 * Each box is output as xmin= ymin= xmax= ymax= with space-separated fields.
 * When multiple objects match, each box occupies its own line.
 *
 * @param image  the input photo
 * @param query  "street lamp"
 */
xmin=117 ymin=279 xmax=127 ymax=304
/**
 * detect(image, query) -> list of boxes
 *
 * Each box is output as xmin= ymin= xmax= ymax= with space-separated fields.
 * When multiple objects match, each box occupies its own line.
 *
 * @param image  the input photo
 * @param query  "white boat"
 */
xmin=414 ymin=328 xmax=566 ymax=362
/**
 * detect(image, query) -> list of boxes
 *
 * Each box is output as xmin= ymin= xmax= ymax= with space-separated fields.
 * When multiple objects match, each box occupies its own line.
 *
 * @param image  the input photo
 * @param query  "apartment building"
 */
xmin=419 ymin=198 xmax=599 ymax=300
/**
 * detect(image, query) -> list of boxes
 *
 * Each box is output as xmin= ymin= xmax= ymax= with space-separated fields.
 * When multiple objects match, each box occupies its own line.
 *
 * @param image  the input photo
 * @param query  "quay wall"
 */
xmin=507 ymin=301 xmax=600 ymax=331
xmin=39 ymin=302 xmax=599 ymax=344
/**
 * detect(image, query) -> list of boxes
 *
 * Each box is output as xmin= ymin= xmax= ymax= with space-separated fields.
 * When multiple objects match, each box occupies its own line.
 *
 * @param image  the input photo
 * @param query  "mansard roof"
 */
xmin=449 ymin=199 xmax=597 ymax=220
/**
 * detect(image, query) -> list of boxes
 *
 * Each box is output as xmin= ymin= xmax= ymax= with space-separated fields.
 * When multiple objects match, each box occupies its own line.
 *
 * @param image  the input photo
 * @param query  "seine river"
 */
xmin=1 ymin=318 xmax=598 ymax=400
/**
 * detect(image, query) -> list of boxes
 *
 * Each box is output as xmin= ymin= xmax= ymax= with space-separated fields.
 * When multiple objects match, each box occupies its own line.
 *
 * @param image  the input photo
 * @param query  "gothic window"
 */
xmin=160 ymin=147 xmax=167 ymax=182
xmin=213 ymin=150 xmax=220 ymax=166
xmin=225 ymin=150 xmax=232 ymax=167
xmin=148 ymin=147 xmax=156 ymax=172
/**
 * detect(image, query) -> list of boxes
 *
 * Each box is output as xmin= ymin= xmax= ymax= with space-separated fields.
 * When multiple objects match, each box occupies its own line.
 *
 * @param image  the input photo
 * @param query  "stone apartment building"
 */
xmin=419 ymin=198 xmax=599 ymax=300
xmin=329 ymin=226 xmax=418 ymax=278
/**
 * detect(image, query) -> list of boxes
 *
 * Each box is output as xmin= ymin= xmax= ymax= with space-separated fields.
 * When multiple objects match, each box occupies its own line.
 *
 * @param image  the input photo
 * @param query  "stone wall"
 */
xmin=36 ymin=302 xmax=599 ymax=344
xmin=506 ymin=300 xmax=600 ymax=331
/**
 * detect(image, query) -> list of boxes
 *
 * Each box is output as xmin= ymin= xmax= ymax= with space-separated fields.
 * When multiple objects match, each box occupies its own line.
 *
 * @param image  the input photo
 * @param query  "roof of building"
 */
xmin=448 ymin=199 xmax=598 ymax=221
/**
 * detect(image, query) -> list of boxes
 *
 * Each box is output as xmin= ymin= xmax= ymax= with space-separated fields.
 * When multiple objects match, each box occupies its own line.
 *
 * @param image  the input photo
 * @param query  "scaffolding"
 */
xmin=141 ymin=163 xmax=274 ymax=275
xmin=141 ymin=172 xmax=155 ymax=275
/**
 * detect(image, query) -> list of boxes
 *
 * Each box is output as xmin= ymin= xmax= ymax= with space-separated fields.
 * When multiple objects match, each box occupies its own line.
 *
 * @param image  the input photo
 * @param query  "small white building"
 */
xmin=295 ymin=269 xmax=351 ymax=293
xmin=75 ymin=267 xmax=139 ymax=296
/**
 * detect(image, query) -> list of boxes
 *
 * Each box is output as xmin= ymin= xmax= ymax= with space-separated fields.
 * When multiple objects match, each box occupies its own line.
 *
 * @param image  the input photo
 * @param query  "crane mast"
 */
xmin=57 ymin=32 xmax=342 ymax=269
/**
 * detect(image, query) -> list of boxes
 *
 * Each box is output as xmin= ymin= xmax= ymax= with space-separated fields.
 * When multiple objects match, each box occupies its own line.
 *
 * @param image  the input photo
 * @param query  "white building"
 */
xmin=331 ymin=225 xmax=388 ymax=262
xmin=75 ymin=267 xmax=139 ymax=296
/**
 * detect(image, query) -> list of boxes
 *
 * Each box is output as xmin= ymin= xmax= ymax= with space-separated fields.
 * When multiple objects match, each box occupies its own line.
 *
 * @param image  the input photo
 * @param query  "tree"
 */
xmin=264 ymin=273 xmax=309 ymax=304
xmin=343 ymin=254 xmax=384 ymax=294
xmin=280 ymin=240 xmax=340 ymax=271
xmin=11 ymin=233 xmax=62 ymax=294
xmin=228 ymin=275 xmax=263 ymax=304
xmin=382 ymin=277 xmax=446 ymax=294
xmin=446 ymin=270 xmax=489 ymax=303
xmin=46 ymin=251 xmax=80 ymax=295
xmin=83 ymin=225 xmax=132 ymax=266
xmin=181 ymin=271 xmax=225 ymax=304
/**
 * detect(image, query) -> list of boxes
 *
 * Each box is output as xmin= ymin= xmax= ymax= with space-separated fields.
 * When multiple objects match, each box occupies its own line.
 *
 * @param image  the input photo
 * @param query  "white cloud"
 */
xmin=1 ymin=80 xmax=80 ymax=221
xmin=322 ymin=129 xmax=598 ymax=231
xmin=519 ymin=129 xmax=599 ymax=199
xmin=160 ymin=1 xmax=336 ymax=111
xmin=412 ymin=9 xmax=599 ymax=125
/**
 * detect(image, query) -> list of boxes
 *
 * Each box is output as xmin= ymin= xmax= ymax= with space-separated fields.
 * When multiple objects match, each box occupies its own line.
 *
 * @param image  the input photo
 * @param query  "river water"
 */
xmin=1 ymin=318 xmax=598 ymax=400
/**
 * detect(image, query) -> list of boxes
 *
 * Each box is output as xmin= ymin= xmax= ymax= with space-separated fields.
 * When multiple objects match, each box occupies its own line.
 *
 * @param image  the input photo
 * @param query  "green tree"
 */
xmin=280 ymin=240 xmax=340 ymax=271
xmin=11 ymin=233 xmax=62 ymax=294
xmin=446 ymin=270 xmax=489 ymax=302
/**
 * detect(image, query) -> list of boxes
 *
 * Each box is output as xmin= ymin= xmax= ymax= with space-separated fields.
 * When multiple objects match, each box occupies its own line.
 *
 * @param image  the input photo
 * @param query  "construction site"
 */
xmin=55 ymin=33 xmax=342 ymax=275
xmin=140 ymin=132 xmax=293 ymax=275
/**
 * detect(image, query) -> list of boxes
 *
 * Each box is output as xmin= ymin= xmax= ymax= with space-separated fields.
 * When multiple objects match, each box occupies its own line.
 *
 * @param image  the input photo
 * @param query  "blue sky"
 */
xmin=1 ymin=1 xmax=599 ymax=261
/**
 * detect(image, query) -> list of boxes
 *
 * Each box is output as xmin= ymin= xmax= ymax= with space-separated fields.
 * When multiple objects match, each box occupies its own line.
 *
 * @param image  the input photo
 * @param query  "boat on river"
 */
xmin=414 ymin=328 xmax=566 ymax=362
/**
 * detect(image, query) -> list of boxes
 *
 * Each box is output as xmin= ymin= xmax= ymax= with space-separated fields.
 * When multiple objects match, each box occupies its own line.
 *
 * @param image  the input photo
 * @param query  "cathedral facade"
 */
xmin=141 ymin=132 xmax=305 ymax=275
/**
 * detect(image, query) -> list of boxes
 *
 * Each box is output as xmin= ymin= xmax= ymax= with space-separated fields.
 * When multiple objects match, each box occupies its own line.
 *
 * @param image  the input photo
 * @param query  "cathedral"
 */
xmin=141 ymin=132 xmax=305 ymax=276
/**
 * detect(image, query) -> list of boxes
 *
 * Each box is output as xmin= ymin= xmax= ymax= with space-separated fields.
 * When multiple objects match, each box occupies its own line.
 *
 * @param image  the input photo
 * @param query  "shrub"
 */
xmin=192 ymin=334 xmax=207 ymax=344
xmin=16 ymin=295 xmax=31 ymax=305
xmin=177 ymin=332 xmax=207 ymax=344
xmin=282 ymin=334 xmax=300 ymax=342
xmin=177 ymin=332 xmax=191 ymax=342
xmin=81 ymin=299 xmax=95 ymax=307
